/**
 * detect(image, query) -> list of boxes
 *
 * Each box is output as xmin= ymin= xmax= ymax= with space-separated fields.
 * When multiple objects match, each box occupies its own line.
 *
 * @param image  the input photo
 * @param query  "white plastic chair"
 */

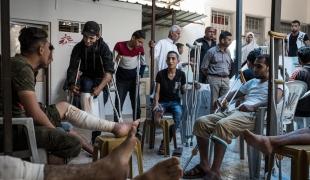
xmin=0 ymin=117 xmax=40 ymax=163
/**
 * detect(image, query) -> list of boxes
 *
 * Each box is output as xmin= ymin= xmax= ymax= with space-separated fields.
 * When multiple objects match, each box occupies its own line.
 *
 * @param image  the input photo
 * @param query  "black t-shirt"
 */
xmin=288 ymin=33 xmax=309 ymax=57
xmin=156 ymin=69 xmax=186 ymax=102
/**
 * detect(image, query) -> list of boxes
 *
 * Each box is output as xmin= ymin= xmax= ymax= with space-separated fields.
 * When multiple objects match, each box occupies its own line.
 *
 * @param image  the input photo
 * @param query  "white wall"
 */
xmin=281 ymin=0 xmax=309 ymax=23
xmin=10 ymin=0 xmax=142 ymax=106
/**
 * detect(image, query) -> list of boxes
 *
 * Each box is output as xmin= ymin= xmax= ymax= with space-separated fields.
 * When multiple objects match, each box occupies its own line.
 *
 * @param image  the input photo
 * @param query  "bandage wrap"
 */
xmin=0 ymin=156 xmax=44 ymax=180
xmin=65 ymin=105 xmax=116 ymax=132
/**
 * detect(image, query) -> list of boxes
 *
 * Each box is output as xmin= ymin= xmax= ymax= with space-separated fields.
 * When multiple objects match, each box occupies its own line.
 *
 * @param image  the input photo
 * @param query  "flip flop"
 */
xmin=183 ymin=164 xmax=206 ymax=179
xmin=157 ymin=141 xmax=166 ymax=155
xmin=172 ymin=147 xmax=183 ymax=157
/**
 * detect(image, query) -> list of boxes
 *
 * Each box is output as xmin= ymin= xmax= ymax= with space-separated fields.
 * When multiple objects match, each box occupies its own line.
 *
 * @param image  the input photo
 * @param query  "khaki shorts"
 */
xmin=193 ymin=110 xmax=255 ymax=144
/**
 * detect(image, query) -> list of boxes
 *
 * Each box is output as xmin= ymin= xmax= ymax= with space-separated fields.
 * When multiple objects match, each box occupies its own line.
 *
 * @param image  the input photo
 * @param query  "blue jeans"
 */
xmin=160 ymin=101 xmax=182 ymax=129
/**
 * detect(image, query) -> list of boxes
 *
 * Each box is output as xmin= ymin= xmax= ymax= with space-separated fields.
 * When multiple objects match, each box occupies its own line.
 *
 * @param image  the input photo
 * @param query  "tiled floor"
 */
xmin=70 ymin=126 xmax=294 ymax=180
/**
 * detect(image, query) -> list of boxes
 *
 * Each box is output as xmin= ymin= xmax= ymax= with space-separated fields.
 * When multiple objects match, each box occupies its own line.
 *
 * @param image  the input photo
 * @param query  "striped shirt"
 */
xmin=114 ymin=41 xmax=144 ymax=80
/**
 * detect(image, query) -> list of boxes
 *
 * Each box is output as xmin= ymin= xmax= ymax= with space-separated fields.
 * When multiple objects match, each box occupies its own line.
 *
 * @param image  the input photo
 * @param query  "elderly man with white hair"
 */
xmin=150 ymin=25 xmax=182 ymax=75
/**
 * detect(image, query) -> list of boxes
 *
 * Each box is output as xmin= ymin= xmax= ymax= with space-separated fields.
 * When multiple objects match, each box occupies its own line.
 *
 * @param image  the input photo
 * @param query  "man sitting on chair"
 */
xmin=290 ymin=46 xmax=310 ymax=116
xmin=153 ymin=51 xmax=186 ymax=156
xmin=0 ymin=27 xmax=137 ymax=164
xmin=183 ymin=54 xmax=284 ymax=179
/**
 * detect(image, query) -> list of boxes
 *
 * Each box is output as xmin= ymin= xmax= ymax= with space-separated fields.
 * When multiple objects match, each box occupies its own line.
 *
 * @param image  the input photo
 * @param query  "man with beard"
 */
xmin=0 ymin=27 xmax=137 ymax=164
xmin=286 ymin=20 xmax=310 ymax=57
xmin=183 ymin=54 xmax=284 ymax=179
xmin=65 ymin=21 xmax=114 ymax=143
xmin=190 ymin=26 xmax=216 ymax=83
xmin=200 ymin=31 xmax=233 ymax=112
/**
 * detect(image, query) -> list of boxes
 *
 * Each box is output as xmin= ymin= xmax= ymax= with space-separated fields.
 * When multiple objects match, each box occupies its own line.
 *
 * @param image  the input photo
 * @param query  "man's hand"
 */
xmin=92 ymin=86 xmax=102 ymax=97
xmin=215 ymin=99 xmax=228 ymax=111
xmin=69 ymin=85 xmax=80 ymax=95
xmin=194 ymin=82 xmax=201 ymax=90
xmin=149 ymin=40 xmax=155 ymax=48
xmin=238 ymin=104 xmax=256 ymax=112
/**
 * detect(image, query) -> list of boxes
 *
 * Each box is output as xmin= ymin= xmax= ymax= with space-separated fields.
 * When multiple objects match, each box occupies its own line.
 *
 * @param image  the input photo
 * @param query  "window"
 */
xmin=59 ymin=20 xmax=79 ymax=33
xmin=211 ymin=11 xmax=231 ymax=40
xmin=245 ymin=16 xmax=264 ymax=45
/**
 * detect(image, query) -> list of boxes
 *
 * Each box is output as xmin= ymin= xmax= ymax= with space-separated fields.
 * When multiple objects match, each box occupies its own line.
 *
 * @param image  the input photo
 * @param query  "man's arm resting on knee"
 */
xmin=18 ymin=91 xmax=55 ymax=128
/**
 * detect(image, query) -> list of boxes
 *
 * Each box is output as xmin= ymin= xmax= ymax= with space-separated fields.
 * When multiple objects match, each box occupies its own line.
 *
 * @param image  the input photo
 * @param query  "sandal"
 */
xmin=172 ymin=147 xmax=183 ymax=157
xmin=183 ymin=164 xmax=206 ymax=179
xmin=157 ymin=141 xmax=165 ymax=155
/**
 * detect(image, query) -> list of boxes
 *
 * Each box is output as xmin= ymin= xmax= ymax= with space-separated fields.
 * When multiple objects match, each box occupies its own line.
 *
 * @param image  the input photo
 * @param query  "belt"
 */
xmin=208 ymin=74 xmax=229 ymax=78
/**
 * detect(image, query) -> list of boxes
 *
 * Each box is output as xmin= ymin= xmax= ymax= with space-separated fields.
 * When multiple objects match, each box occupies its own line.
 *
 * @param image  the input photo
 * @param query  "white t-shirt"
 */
xmin=239 ymin=79 xmax=269 ymax=106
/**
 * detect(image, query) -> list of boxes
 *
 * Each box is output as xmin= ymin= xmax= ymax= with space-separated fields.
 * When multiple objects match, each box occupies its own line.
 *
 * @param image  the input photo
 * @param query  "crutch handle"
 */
xmin=274 ymin=79 xmax=285 ymax=84
xmin=268 ymin=31 xmax=287 ymax=39
xmin=239 ymin=70 xmax=246 ymax=84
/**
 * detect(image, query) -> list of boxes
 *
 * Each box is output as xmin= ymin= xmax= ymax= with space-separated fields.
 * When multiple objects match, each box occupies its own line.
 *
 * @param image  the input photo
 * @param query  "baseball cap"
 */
xmin=82 ymin=21 xmax=100 ymax=36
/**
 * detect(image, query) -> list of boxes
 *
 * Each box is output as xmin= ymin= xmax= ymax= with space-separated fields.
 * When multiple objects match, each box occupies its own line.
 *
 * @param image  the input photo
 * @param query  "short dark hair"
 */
xmin=205 ymin=26 xmax=214 ymax=32
xmin=292 ymin=20 xmax=301 ymax=26
xmin=49 ymin=44 xmax=54 ymax=51
xmin=19 ymin=27 xmax=48 ymax=54
xmin=176 ymin=43 xmax=184 ymax=49
xmin=247 ymin=48 xmax=262 ymax=64
xmin=82 ymin=21 xmax=100 ymax=36
xmin=256 ymin=54 xmax=270 ymax=66
xmin=167 ymin=51 xmax=179 ymax=60
xmin=219 ymin=31 xmax=232 ymax=41
xmin=132 ymin=30 xmax=146 ymax=39
xmin=297 ymin=46 xmax=310 ymax=64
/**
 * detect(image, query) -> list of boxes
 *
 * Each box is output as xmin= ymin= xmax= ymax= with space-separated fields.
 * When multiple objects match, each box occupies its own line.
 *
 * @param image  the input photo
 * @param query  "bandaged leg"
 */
xmin=64 ymin=105 xmax=115 ymax=132
xmin=0 ymin=156 xmax=44 ymax=180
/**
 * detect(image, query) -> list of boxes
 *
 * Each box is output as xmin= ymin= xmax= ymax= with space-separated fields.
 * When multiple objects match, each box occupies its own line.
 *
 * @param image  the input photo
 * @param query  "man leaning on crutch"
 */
xmin=113 ymin=30 xmax=146 ymax=136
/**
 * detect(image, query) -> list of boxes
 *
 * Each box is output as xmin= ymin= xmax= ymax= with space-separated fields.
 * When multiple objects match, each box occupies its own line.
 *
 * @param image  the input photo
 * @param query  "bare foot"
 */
xmin=113 ymin=120 xmax=140 ymax=137
xmin=45 ymin=126 xmax=138 ymax=180
xmin=47 ymin=154 xmax=65 ymax=165
xmin=134 ymin=157 xmax=183 ymax=180
xmin=243 ymin=129 xmax=273 ymax=155
xmin=202 ymin=168 xmax=221 ymax=180
xmin=94 ymin=125 xmax=138 ymax=179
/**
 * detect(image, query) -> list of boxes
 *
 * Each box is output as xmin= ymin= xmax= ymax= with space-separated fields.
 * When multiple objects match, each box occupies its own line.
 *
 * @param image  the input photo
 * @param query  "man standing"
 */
xmin=191 ymin=26 xmax=216 ymax=83
xmin=150 ymin=25 xmax=181 ymax=76
xmin=201 ymin=31 xmax=233 ymax=112
xmin=113 ymin=30 xmax=145 ymax=122
xmin=286 ymin=20 xmax=310 ymax=57
xmin=65 ymin=21 xmax=115 ymax=143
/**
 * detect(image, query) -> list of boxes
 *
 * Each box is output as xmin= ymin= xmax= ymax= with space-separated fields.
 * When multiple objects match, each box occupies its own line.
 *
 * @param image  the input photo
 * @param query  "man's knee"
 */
xmin=56 ymin=101 xmax=70 ymax=111
xmin=36 ymin=128 xmax=81 ymax=158
xmin=213 ymin=121 xmax=232 ymax=144
xmin=193 ymin=116 xmax=212 ymax=137
xmin=63 ymin=134 xmax=82 ymax=158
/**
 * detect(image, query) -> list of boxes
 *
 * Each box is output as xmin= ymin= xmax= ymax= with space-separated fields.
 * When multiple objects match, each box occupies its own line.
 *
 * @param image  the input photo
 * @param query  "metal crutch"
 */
xmin=134 ymin=53 xmax=141 ymax=121
xmin=70 ymin=59 xmax=81 ymax=105
xmin=266 ymin=31 xmax=287 ymax=180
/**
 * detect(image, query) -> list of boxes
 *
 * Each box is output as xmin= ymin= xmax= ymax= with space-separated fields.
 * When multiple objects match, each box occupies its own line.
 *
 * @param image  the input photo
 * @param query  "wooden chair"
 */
xmin=93 ymin=134 xmax=143 ymax=178
xmin=268 ymin=145 xmax=310 ymax=180
xmin=141 ymin=96 xmax=178 ymax=156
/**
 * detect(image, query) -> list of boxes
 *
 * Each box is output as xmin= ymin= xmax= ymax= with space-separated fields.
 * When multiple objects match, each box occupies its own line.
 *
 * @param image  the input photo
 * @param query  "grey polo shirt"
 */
xmin=200 ymin=45 xmax=232 ymax=77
